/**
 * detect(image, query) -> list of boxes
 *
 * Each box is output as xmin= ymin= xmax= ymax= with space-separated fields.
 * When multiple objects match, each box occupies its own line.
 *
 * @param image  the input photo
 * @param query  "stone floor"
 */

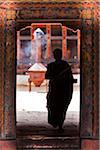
xmin=16 ymin=111 xmax=80 ymax=149
xmin=17 ymin=111 xmax=79 ymax=136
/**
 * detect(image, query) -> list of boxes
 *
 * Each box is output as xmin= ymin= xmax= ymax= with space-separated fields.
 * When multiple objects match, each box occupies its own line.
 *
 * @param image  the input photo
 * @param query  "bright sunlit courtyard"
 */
xmin=16 ymin=74 xmax=80 ymax=141
xmin=16 ymin=74 xmax=80 ymax=128
xmin=16 ymin=90 xmax=80 ymax=112
xmin=16 ymin=74 xmax=80 ymax=112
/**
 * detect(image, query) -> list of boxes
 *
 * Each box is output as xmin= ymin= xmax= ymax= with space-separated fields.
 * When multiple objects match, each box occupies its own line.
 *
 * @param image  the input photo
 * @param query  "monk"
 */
xmin=45 ymin=48 xmax=74 ymax=130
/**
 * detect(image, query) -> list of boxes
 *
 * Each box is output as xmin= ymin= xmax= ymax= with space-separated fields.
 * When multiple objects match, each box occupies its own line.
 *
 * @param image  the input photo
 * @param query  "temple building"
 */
xmin=0 ymin=0 xmax=99 ymax=150
xmin=17 ymin=23 xmax=80 ymax=74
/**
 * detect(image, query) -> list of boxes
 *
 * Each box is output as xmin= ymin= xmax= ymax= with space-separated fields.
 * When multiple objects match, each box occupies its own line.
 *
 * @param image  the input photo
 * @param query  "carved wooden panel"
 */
xmin=81 ymin=19 xmax=93 ymax=137
xmin=92 ymin=3 xmax=99 ymax=138
xmin=0 ymin=9 xmax=16 ymax=139
xmin=0 ymin=9 xmax=6 ymax=138
xmin=4 ymin=19 xmax=16 ymax=139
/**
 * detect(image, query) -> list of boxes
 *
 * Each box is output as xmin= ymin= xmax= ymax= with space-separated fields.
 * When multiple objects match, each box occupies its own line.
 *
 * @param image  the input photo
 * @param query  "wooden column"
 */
xmin=77 ymin=29 xmax=80 ymax=60
xmin=17 ymin=31 xmax=20 ymax=60
xmin=0 ymin=9 xmax=16 ymax=140
xmin=0 ymin=8 xmax=5 ymax=138
xmin=46 ymin=24 xmax=51 ymax=59
xmin=31 ymin=24 xmax=35 ymax=62
xmin=4 ymin=10 xmax=16 ymax=139
xmin=62 ymin=26 xmax=67 ymax=59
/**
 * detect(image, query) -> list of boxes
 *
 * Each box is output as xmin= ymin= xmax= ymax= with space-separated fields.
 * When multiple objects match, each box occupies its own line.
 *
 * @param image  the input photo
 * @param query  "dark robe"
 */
xmin=45 ymin=60 xmax=74 ymax=128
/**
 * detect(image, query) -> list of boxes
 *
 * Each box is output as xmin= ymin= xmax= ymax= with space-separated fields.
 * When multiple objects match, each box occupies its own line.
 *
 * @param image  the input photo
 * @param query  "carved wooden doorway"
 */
xmin=0 ymin=1 xmax=98 ymax=150
xmin=16 ymin=20 xmax=81 ymax=149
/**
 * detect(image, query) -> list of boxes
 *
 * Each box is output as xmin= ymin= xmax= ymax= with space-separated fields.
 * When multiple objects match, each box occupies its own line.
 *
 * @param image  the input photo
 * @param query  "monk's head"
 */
xmin=53 ymin=49 xmax=62 ymax=61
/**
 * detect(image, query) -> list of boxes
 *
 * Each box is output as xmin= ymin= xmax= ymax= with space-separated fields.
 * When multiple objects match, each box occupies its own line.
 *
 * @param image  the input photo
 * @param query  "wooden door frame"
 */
xmin=0 ymin=1 xmax=99 ymax=149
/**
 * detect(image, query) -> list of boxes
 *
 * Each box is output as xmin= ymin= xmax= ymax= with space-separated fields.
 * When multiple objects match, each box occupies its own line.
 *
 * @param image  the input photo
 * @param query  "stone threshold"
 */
xmin=17 ymin=136 xmax=80 ymax=149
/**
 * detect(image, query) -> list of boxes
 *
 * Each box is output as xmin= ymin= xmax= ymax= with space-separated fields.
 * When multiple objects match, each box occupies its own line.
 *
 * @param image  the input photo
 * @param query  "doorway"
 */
xmin=0 ymin=1 xmax=98 ymax=149
xmin=16 ymin=22 xmax=80 ymax=149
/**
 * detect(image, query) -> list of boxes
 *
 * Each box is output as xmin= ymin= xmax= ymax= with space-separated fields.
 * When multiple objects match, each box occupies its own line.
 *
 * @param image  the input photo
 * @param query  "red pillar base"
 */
xmin=0 ymin=140 xmax=16 ymax=150
xmin=81 ymin=139 xmax=99 ymax=150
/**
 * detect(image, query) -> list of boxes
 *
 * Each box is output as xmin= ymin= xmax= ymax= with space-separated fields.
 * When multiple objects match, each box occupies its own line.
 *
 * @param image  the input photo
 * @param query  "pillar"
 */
xmin=0 ymin=9 xmax=16 ymax=150
xmin=17 ymin=31 xmax=21 ymax=61
xmin=46 ymin=24 xmax=51 ymax=59
xmin=77 ymin=29 xmax=80 ymax=60
xmin=62 ymin=26 xmax=67 ymax=59
xmin=31 ymin=24 xmax=35 ymax=63
xmin=80 ymin=6 xmax=99 ymax=150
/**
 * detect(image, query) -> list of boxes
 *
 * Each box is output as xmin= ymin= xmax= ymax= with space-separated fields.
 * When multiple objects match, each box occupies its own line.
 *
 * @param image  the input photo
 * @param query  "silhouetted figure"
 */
xmin=45 ymin=49 xmax=74 ymax=130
